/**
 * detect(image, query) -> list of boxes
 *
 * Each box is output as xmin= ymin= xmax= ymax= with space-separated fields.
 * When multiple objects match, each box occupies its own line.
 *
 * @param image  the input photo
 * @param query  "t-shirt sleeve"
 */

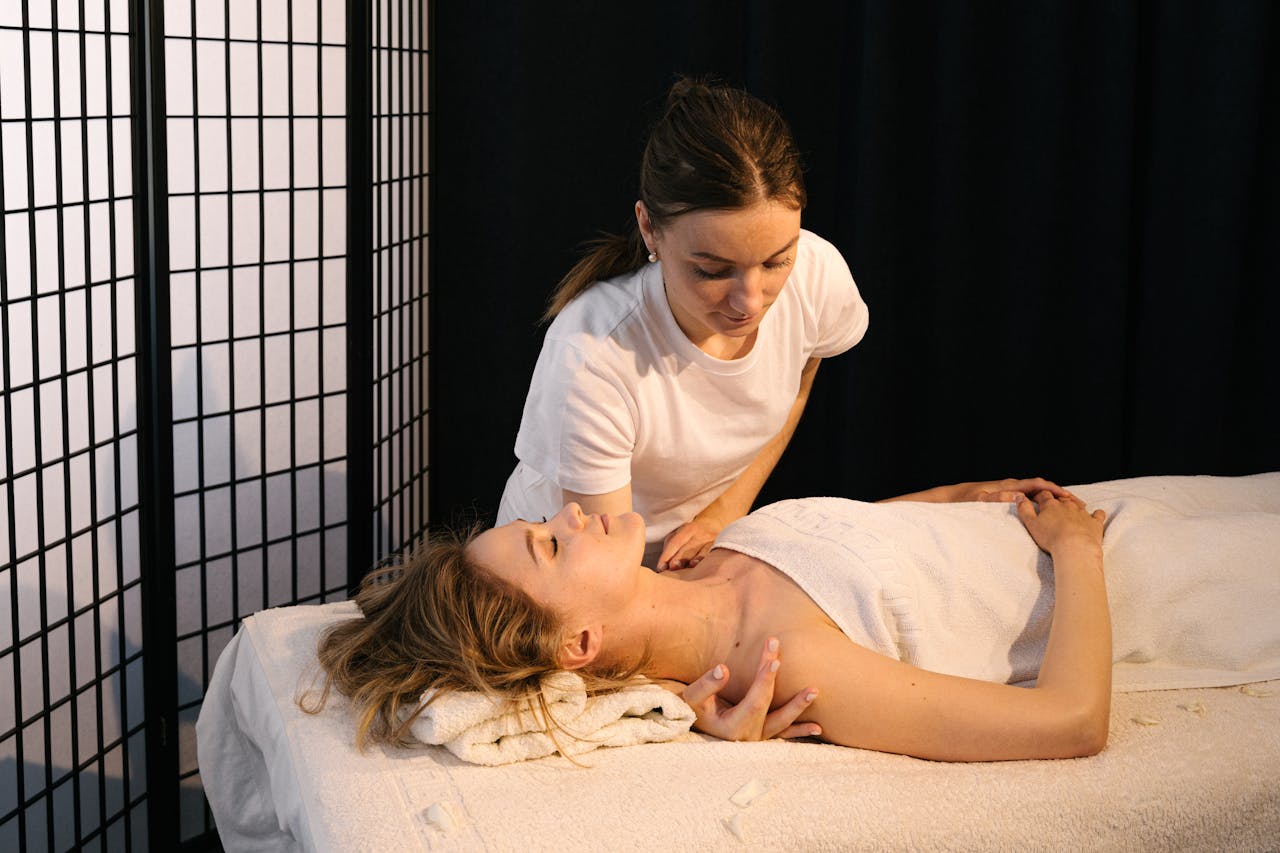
xmin=513 ymin=337 xmax=636 ymax=496
xmin=804 ymin=234 xmax=870 ymax=359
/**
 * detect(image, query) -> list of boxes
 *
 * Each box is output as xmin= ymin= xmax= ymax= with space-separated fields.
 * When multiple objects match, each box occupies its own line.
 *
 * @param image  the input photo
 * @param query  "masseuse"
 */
xmin=498 ymin=77 xmax=870 ymax=573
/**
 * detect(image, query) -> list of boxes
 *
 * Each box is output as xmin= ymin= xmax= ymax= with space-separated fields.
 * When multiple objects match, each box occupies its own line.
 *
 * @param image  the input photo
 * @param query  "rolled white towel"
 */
xmin=406 ymin=672 xmax=695 ymax=765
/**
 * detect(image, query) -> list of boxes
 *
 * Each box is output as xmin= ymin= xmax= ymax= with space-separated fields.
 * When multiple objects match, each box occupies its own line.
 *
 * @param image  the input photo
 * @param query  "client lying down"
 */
xmin=306 ymin=473 xmax=1280 ymax=762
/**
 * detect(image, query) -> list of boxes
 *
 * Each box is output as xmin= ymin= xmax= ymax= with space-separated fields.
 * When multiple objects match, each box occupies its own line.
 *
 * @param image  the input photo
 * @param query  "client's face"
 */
xmin=467 ymin=503 xmax=646 ymax=619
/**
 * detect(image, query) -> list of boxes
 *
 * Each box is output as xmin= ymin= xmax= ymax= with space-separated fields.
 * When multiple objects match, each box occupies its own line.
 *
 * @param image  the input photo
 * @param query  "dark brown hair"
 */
xmin=544 ymin=77 xmax=807 ymax=320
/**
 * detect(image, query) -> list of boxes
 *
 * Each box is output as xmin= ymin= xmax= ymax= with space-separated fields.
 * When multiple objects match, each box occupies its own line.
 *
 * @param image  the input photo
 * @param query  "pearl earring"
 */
xmin=647 ymin=251 xmax=658 ymax=263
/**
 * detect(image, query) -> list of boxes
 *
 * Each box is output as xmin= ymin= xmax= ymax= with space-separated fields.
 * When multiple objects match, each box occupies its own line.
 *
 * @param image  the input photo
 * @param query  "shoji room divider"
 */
xmin=0 ymin=0 xmax=431 ymax=849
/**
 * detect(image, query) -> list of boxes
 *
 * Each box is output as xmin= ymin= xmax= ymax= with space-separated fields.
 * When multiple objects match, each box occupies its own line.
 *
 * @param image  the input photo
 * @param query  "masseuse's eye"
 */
xmin=692 ymin=266 xmax=729 ymax=280
xmin=764 ymin=257 xmax=793 ymax=271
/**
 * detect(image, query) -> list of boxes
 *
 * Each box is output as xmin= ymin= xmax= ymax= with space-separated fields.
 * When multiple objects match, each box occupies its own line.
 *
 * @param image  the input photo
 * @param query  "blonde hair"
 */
xmin=300 ymin=525 xmax=646 ymax=750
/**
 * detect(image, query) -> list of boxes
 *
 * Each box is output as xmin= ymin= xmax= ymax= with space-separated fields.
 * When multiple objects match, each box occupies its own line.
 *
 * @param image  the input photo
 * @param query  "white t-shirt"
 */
xmin=498 ymin=229 xmax=869 ymax=566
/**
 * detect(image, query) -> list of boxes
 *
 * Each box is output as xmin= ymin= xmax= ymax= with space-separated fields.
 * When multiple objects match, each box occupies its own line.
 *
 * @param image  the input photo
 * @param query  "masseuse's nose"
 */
xmin=728 ymin=268 xmax=766 ymax=316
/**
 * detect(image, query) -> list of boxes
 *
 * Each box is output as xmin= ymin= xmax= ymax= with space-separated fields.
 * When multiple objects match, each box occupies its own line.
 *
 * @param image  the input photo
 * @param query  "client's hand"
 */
xmin=680 ymin=637 xmax=821 ymax=741
xmin=965 ymin=476 xmax=1076 ymax=503
xmin=657 ymin=518 xmax=720 ymax=572
xmin=1015 ymin=490 xmax=1106 ymax=555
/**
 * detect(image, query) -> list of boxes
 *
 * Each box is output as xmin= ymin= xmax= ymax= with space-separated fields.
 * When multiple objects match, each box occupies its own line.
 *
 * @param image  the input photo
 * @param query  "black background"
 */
xmin=430 ymin=1 xmax=1279 ymax=525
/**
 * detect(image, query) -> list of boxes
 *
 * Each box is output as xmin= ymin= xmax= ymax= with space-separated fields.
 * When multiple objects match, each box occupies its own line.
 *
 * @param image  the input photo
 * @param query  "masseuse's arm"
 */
xmin=778 ymin=491 xmax=1111 ymax=761
xmin=880 ymin=476 xmax=1076 ymax=504
xmin=657 ymin=356 xmax=823 ymax=572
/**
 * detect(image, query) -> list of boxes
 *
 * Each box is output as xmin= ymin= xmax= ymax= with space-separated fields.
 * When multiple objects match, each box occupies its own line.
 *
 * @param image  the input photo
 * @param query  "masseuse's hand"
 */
xmin=681 ymin=637 xmax=822 ymax=741
xmin=657 ymin=518 xmax=721 ymax=572
xmin=1015 ymin=490 xmax=1106 ymax=555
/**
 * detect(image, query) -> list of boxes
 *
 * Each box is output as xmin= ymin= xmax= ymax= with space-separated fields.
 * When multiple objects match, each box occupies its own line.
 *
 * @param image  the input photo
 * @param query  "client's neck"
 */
xmin=605 ymin=551 xmax=749 ymax=685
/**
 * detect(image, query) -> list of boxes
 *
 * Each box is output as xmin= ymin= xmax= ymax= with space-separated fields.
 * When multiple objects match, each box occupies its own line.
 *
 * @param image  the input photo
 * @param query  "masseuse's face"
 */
xmin=639 ymin=200 xmax=802 ymax=353
xmin=467 ymin=503 xmax=646 ymax=620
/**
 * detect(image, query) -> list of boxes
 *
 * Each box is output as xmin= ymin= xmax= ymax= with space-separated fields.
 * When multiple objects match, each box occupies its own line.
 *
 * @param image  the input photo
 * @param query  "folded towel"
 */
xmin=406 ymin=672 xmax=695 ymax=765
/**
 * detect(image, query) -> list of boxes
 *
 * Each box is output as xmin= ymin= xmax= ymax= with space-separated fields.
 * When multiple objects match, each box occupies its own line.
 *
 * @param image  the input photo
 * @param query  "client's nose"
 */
xmin=557 ymin=502 xmax=586 ymax=530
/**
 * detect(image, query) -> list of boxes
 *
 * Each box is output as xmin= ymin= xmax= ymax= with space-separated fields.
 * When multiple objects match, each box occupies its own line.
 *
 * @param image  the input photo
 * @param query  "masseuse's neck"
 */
xmin=612 ymin=557 xmax=746 ymax=684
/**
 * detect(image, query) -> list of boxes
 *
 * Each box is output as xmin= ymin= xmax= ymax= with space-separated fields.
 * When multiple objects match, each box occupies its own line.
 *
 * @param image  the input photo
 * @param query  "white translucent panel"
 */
xmin=322 ymin=257 xmax=345 ymax=324
xmin=228 ymin=0 xmax=258 ymax=40
xmin=2 ymin=125 xmax=29 ymax=209
xmin=110 ymin=34 xmax=130 ymax=112
xmin=202 ymin=415 xmax=231 ymax=486
xmin=58 ymin=119 xmax=84 ymax=204
xmin=291 ymin=0 xmax=317 ymax=43
xmin=56 ymin=0 xmax=81 ymax=28
xmin=65 ymin=372 xmax=89 ymax=452
xmin=170 ymin=271 xmax=197 ymax=345
xmin=294 ymin=329 xmax=318 ymax=398
xmin=196 ymin=40 xmax=228 ymax=115
xmin=228 ymin=42 xmax=259 ymax=116
xmin=233 ymin=409 xmax=261 ymax=477
xmin=231 ymin=192 xmax=260 ymax=265
xmin=170 ymin=345 xmax=197 ymax=420
xmin=63 ymin=285 xmax=87 ymax=370
xmin=58 ymin=32 xmax=82 ymax=117
xmin=85 ymin=118 xmax=110 ymax=199
xmin=110 ymin=0 xmax=127 ymax=32
xmin=113 ymin=200 xmax=133 ymax=277
xmin=0 ymin=1 xmax=20 ymax=25
xmin=166 ymin=118 xmax=195 ymax=194
xmin=293 ymin=118 xmax=318 ymax=188
xmin=89 ymin=282 xmax=113 ymax=363
xmin=165 ymin=38 xmax=194 ymax=116
xmin=261 ymin=262 xmax=289 ymax=332
xmin=203 ymin=484 xmax=231 ymax=560
xmin=37 ymin=294 xmax=64 ymax=378
xmin=175 ymin=566 xmax=201 ymax=635
xmin=201 ymin=268 xmax=230 ymax=341
xmin=87 ymin=200 xmax=112 ymax=281
xmin=118 ymin=433 xmax=137 ymax=509
xmin=264 ymin=404 xmax=290 ymax=472
xmin=172 ymin=420 xmax=198 ymax=492
xmin=115 ymin=279 xmax=136 ymax=358
xmin=260 ymin=118 xmax=289 ymax=189
xmin=262 ymin=191 xmax=289 ymax=262
xmin=198 ymin=118 xmax=229 ymax=193
xmin=295 ymin=465 xmax=319 ymax=531
xmin=69 ymin=452 xmax=91 ymax=531
xmin=0 ymin=30 xmax=27 ymax=119
xmin=32 ymin=208 xmax=58 ymax=293
xmin=6 ymin=301 xmax=33 ymax=388
xmin=262 ymin=335 xmax=290 ymax=403
xmin=40 ymin=379 xmax=65 ymax=463
xmin=60 ymin=204 xmax=87 ymax=290
xmin=199 ymin=194 xmax=229 ymax=268
xmin=323 ymin=392 xmax=345 ymax=460
xmin=229 ymin=118 xmax=260 ymax=191
xmin=260 ymin=44 xmax=289 ymax=115
xmin=31 ymin=120 xmax=57 ymax=207
xmin=293 ymin=189 xmax=319 ymax=259
xmin=201 ymin=341 xmax=231 ymax=413
xmin=321 ymin=326 xmax=344 ymax=394
xmin=261 ymin=0 xmax=288 ymax=42
xmin=4 ymin=213 xmax=32 ymax=299
xmin=231 ymin=266 xmax=260 ymax=336
xmin=43 ymin=460 xmax=67 ymax=543
xmin=9 ymin=386 xmax=35 ymax=470
xmin=320 ymin=47 xmax=344 ymax=116
xmin=293 ymin=260 xmax=318 ymax=328
xmin=112 ymin=116 xmax=132 ymax=190
xmin=292 ymin=45 xmax=318 ymax=115
xmin=28 ymin=31 xmax=55 ymax=119
xmin=323 ymin=188 xmax=344 ymax=255
xmin=323 ymin=459 xmax=345 ymax=524
xmin=321 ymin=0 xmax=345 ymax=44
xmin=83 ymin=0 xmax=104 ymax=30
xmin=173 ymin=493 xmax=200 ymax=564
xmin=321 ymin=117 xmax=344 ymax=186
xmin=194 ymin=0 xmax=225 ymax=38
xmin=231 ymin=338 xmax=260 ymax=409
xmin=96 ymin=519 xmax=118 ymax=595
xmin=83 ymin=33 xmax=107 ymax=114
xmin=90 ymin=362 xmax=115 ymax=439
xmin=164 ymin=0 xmax=191 ymax=37
xmin=168 ymin=195 xmax=195 ymax=269
xmin=12 ymin=475 xmax=37 ymax=557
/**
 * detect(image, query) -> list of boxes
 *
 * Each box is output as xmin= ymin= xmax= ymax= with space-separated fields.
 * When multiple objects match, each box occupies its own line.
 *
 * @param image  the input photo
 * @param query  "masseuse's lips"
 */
xmin=720 ymin=312 xmax=757 ymax=326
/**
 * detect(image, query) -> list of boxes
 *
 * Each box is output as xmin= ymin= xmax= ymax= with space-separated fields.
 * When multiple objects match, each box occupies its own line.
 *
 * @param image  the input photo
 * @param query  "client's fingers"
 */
xmin=680 ymin=663 xmax=730 ymax=709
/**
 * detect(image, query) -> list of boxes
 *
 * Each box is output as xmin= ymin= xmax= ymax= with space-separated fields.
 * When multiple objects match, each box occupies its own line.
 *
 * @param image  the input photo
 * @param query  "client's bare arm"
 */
xmin=777 ymin=490 xmax=1110 ymax=761
xmin=880 ymin=476 xmax=1076 ymax=504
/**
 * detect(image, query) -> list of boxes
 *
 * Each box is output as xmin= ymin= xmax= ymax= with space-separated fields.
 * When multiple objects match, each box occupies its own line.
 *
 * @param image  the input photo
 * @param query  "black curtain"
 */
xmin=430 ymin=1 xmax=1280 ymax=524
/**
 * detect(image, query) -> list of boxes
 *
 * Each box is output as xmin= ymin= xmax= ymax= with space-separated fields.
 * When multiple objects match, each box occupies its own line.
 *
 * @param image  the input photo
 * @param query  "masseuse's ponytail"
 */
xmin=543 ymin=76 xmax=807 ymax=322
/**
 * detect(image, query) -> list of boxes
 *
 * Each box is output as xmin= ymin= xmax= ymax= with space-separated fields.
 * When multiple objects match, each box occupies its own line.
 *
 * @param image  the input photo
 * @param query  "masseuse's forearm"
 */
xmin=695 ymin=357 xmax=820 ymax=526
xmin=1033 ymin=540 xmax=1112 ymax=750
